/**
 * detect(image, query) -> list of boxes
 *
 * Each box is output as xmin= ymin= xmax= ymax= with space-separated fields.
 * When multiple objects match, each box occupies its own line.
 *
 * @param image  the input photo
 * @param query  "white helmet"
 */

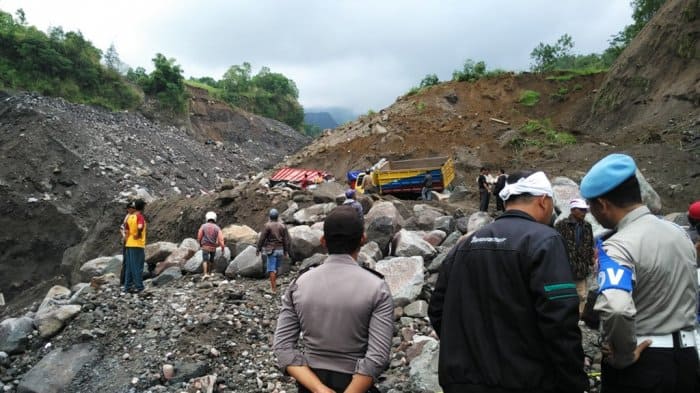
xmin=205 ymin=211 xmax=217 ymax=222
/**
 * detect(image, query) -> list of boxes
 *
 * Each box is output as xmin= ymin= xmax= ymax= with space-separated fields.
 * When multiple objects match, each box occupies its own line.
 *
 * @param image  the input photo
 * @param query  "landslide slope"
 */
xmin=287 ymin=0 xmax=699 ymax=212
xmin=0 ymin=88 xmax=309 ymax=303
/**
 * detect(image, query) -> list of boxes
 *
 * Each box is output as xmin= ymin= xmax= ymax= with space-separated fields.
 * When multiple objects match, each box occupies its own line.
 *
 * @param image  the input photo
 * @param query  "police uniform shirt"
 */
xmin=595 ymin=206 xmax=698 ymax=368
xmin=273 ymin=254 xmax=394 ymax=379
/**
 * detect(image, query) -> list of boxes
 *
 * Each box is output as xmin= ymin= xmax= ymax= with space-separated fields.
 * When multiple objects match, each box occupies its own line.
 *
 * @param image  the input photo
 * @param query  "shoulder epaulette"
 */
xmin=361 ymin=265 xmax=384 ymax=279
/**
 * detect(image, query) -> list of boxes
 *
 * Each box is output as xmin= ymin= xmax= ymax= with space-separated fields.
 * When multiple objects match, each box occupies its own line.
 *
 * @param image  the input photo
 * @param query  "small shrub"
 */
xmin=416 ymin=101 xmax=426 ymax=111
xmin=572 ymin=83 xmax=583 ymax=91
xmin=519 ymin=90 xmax=540 ymax=106
xmin=406 ymin=86 xmax=420 ymax=96
xmin=367 ymin=109 xmax=377 ymax=116
xmin=518 ymin=118 xmax=576 ymax=147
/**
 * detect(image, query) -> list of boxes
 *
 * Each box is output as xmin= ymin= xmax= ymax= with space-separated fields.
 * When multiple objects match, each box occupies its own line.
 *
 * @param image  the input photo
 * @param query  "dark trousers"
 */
xmin=297 ymin=369 xmax=379 ymax=393
xmin=495 ymin=195 xmax=504 ymax=212
xmin=479 ymin=190 xmax=490 ymax=212
xmin=601 ymin=347 xmax=698 ymax=393
xmin=123 ymin=247 xmax=145 ymax=291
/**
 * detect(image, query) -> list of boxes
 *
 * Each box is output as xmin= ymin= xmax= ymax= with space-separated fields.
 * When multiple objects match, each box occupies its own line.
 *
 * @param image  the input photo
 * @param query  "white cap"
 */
xmin=570 ymin=198 xmax=589 ymax=210
xmin=205 ymin=211 xmax=217 ymax=222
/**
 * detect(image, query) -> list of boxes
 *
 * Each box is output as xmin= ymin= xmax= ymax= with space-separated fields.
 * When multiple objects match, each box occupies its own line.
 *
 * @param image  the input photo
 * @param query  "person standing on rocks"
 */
xmin=197 ymin=211 xmax=225 ymax=279
xmin=555 ymin=198 xmax=594 ymax=317
xmin=580 ymin=153 xmax=697 ymax=393
xmin=123 ymin=199 xmax=147 ymax=293
xmin=421 ymin=172 xmax=433 ymax=201
xmin=492 ymin=168 xmax=507 ymax=212
xmin=477 ymin=167 xmax=491 ymax=212
xmin=256 ymin=208 xmax=290 ymax=294
xmin=342 ymin=189 xmax=364 ymax=219
xmin=274 ymin=205 xmax=394 ymax=393
xmin=429 ymin=170 xmax=588 ymax=393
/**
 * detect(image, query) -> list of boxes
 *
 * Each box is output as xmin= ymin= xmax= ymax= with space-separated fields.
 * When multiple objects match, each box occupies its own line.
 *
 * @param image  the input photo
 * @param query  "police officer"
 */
xmin=273 ymin=205 xmax=394 ymax=393
xmin=580 ymin=153 xmax=698 ymax=392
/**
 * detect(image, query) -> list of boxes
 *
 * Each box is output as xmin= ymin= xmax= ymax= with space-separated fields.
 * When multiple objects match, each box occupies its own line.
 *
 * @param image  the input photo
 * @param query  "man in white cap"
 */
xmin=429 ymin=170 xmax=587 ymax=393
xmin=555 ymin=198 xmax=594 ymax=317
xmin=581 ymin=153 xmax=697 ymax=392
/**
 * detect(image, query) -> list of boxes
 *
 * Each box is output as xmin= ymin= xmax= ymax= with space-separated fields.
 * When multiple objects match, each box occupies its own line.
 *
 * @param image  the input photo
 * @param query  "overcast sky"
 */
xmin=1 ymin=1 xmax=632 ymax=114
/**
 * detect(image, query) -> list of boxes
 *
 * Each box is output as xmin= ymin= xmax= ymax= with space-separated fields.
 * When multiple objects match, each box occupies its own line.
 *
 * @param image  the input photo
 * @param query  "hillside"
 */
xmin=286 ymin=0 xmax=699 ymax=213
xmin=303 ymin=112 xmax=339 ymax=130
xmin=0 ymin=87 xmax=309 ymax=303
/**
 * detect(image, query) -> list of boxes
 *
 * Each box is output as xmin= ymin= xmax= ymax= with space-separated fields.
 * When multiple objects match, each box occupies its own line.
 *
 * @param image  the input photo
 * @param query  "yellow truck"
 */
xmin=354 ymin=156 xmax=455 ymax=196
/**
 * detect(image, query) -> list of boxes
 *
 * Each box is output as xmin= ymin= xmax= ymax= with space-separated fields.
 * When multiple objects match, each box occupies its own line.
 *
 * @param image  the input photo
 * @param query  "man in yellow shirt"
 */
xmin=123 ymin=199 xmax=147 ymax=293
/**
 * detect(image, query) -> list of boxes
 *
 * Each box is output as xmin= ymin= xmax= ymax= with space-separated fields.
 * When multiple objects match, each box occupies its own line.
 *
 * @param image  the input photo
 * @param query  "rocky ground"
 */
xmin=1 ymin=175 xmax=642 ymax=393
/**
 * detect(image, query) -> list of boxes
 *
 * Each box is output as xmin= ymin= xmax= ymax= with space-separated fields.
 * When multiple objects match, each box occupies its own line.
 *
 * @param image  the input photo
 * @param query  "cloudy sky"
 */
xmin=1 ymin=1 xmax=632 ymax=115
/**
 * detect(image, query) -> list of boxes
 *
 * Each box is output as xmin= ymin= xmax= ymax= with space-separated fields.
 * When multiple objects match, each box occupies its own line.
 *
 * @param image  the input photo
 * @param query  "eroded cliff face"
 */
xmin=0 ymin=89 xmax=309 ymax=302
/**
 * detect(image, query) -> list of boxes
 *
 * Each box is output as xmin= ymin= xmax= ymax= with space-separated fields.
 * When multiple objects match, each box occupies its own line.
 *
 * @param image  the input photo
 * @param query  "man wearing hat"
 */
xmin=581 ymin=153 xmax=697 ymax=392
xmin=123 ymin=199 xmax=147 ymax=293
xmin=273 ymin=205 xmax=394 ymax=393
xmin=555 ymin=198 xmax=594 ymax=317
xmin=429 ymin=170 xmax=587 ymax=393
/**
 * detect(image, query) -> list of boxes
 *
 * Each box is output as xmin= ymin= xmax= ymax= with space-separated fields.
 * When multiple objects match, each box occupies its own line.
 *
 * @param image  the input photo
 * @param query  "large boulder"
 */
xmin=179 ymin=238 xmax=200 ymax=253
xmin=365 ymin=202 xmax=404 ymax=256
xmin=448 ymin=186 xmax=469 ymax=202
xmin=225 ymin=246 xmax=265 ymax=278
xmin=360 ymin=241 xmax=383 ymax=262
xmin=280 ymin=202 xmax=299 ymax=224
xmin=183 ymin=250 xmax=204 ymax=274
xmin=79 ymin=256 xmax=122 ymax=282
xmin=151 ymin=266 xmax=182 ymax=286
xmin=422 ymin=230 xmax=447 ymax=247
xmin=17 ymin=343 xmax=98 ymax=393
xmin=183 ymin=248 xmax=232 ymax=274
xmin=427 ymin=252 xmax=449 ymax=273
xmin=413 ymin=204 xmax=445 ymax=231
xmin=375 ymin=256 xmax=425 ymax=304
xmin=212 ymin=247 xmax=232 ymax=273
xmin=636 ymin=169 xmax=662 ymax=214
xmin=466 ymin=212 xmax=493 ymax=234
xmin=145 ymin=241 xmax=178 ymax=265
xmin=155 ymin=248 xmax=195 ymax=275
xmin=299 ymin=253 xmax=327 ymax=270
xmin=404 ymin=300 xmax=429 ymax=318
xmin=394 ymin=230 xmax=437 ymax=260
xmin=222 ymin=224 xmax=259 ymax=247
xmin=408 ymin=336 xmax=440 ymax=392
xmin=455 ymin=216 xmax=469 ymax=234
xmin=311 ymin=181 xmax=345 ymax=203
xmin=289 ymin=225 xmax=325 ymax=261
xmin=356 ymin=194 xmax=374 ymax=215
xmin=293 ymin=202 xmax=337 ymax=225
xmin=34 ymin=305 xmax=82 ymax=338
xmin=433 ymin=216 xmax=455 ymax=234
xmin=441 ymin=231 xmax=462 ymax=249
xmin=0 ymin=317 xmax=34 ymax=354
xmin=38 ymin=286 xmax=71 ymax=314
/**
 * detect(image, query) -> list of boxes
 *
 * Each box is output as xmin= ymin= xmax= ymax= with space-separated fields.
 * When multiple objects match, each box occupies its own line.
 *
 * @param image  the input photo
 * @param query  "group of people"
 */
xmin=478 ymin=167 xmax=508 ymax=212
xmin=273 ymin=153 xmax=699 ymax=393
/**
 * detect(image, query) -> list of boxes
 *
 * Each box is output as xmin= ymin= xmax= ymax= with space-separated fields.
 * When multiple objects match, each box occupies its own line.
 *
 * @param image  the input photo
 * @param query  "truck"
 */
xmin=353 ymin=156 xmax=455 ymax=196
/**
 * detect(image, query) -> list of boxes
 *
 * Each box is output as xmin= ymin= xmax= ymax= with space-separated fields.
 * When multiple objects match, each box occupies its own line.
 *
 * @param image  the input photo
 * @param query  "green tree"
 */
xmin=142 ymin=53 xmax=187 ymax=113
xmin=419 ymin=73 xmax=439 ymax=88
xmin=530 ymin=34 xmax=574 ymax=72
xmin=604 ymin=0 xmax=666 ymax=62
xmin=103 ymin=43 xmax=122 ymax=72
xmin=452 ymin=59 xmax=487 ymax=82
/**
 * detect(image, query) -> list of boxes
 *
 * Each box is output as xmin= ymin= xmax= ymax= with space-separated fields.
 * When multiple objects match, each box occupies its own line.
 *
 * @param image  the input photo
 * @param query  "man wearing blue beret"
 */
xmin=581 ymin=153 xmax=698 ymax=392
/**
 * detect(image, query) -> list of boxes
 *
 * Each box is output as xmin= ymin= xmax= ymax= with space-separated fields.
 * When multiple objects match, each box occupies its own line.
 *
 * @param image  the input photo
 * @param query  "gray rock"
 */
xmin=293 ymin=202 xmax=337 ymax=224
xmin=151 ymin=266 xmax=182 ymax=286
xmin=413 ymin=204 xmax=444 ymax=231
xmin=455 ymin=216 xmax=469 ymax=234
xmin=79 ymin=255 xmax=122 ymax=282
xmin=375 ymin=256 xmax=425 ymax=303
xmin=365 ymin=202 xmax=404 ymax=256
xmin=169 ymin=361 xmax=211 ymax=384
xmin=448 ymin=186 xmax=469 ymax=202
xmin=636 ymin=169 xmax=662 ymax=214
xmin=38 ymin=286 xmax=71 ymax=314
xmin=404 ymin=300 xmax=429 ymax=318
xmin=17 ymin=343 xmax=98 ymax=393
xmin=394 ymin=230 xmax=437 ymax=260
xmin=422 ymin=230 xmax=446 ymax=247
xmin=183 ymin=250 xmax=204 ymax=273
xmin=433 ymin=216 xmax=455 ymax=233
xmin=212 ymin=247 xmax=232 ymax=273
xmin=551 ymin=177 xmax=581 ymax=220
xmin=441 ymin=231 xmax=462 ymax=249
xmin=0 ymin=317 xmax=34 ymax=354
xmin=311 ymin=181 xmax=345 ymax=203
xmin=225 ymin=246 xmax=264 ymax=278
xmin=145 ymin=241 xmax=178 ymax=265
xmin=34 ymin=305 xmax=82 ymax=338
xmin=280 ymin=201 xmax=299 ymax=224
xmin=221 ymin=224 xmax=258 ymax=246
xmin=234 ymin=242 xmax=254 ymax=258
xmin=289 ymin=225 xmax=325 ymax=261
xmin=427 ymin=252 xmax=448 ymax=273
xmin=467 ymin=212 xmax=493 ymax=234
xmin=409 ymin=336 xmax=440 ymax=392
xmin=299 ymin=253 xmax=327 ymax=270
xmin=179 ymin=238 xmax=200 ymax=253
xmin=360 ymin=241 xmax=383 ymax=262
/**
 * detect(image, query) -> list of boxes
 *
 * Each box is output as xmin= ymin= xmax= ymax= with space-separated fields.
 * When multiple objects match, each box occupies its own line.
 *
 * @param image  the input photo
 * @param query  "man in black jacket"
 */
xmin=428 ymin=170 xmax=587 ymax=393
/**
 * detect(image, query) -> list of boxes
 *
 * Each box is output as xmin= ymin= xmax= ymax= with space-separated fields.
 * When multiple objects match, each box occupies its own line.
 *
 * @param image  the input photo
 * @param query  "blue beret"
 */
xmin=580 ymin=153 xmax=637 ymax=199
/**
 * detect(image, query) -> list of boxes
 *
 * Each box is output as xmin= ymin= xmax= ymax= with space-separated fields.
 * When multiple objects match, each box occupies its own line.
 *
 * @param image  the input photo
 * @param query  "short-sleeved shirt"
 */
xmin=124 ymin=212 xmax=146 ymax=248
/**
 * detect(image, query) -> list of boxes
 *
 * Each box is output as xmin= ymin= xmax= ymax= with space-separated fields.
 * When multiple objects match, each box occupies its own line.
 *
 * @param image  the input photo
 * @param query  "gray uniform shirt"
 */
xmin=273 ymin=254 xmax=394 ymax=379
xmin=594 ymin=206 xmax=697 ymax=368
